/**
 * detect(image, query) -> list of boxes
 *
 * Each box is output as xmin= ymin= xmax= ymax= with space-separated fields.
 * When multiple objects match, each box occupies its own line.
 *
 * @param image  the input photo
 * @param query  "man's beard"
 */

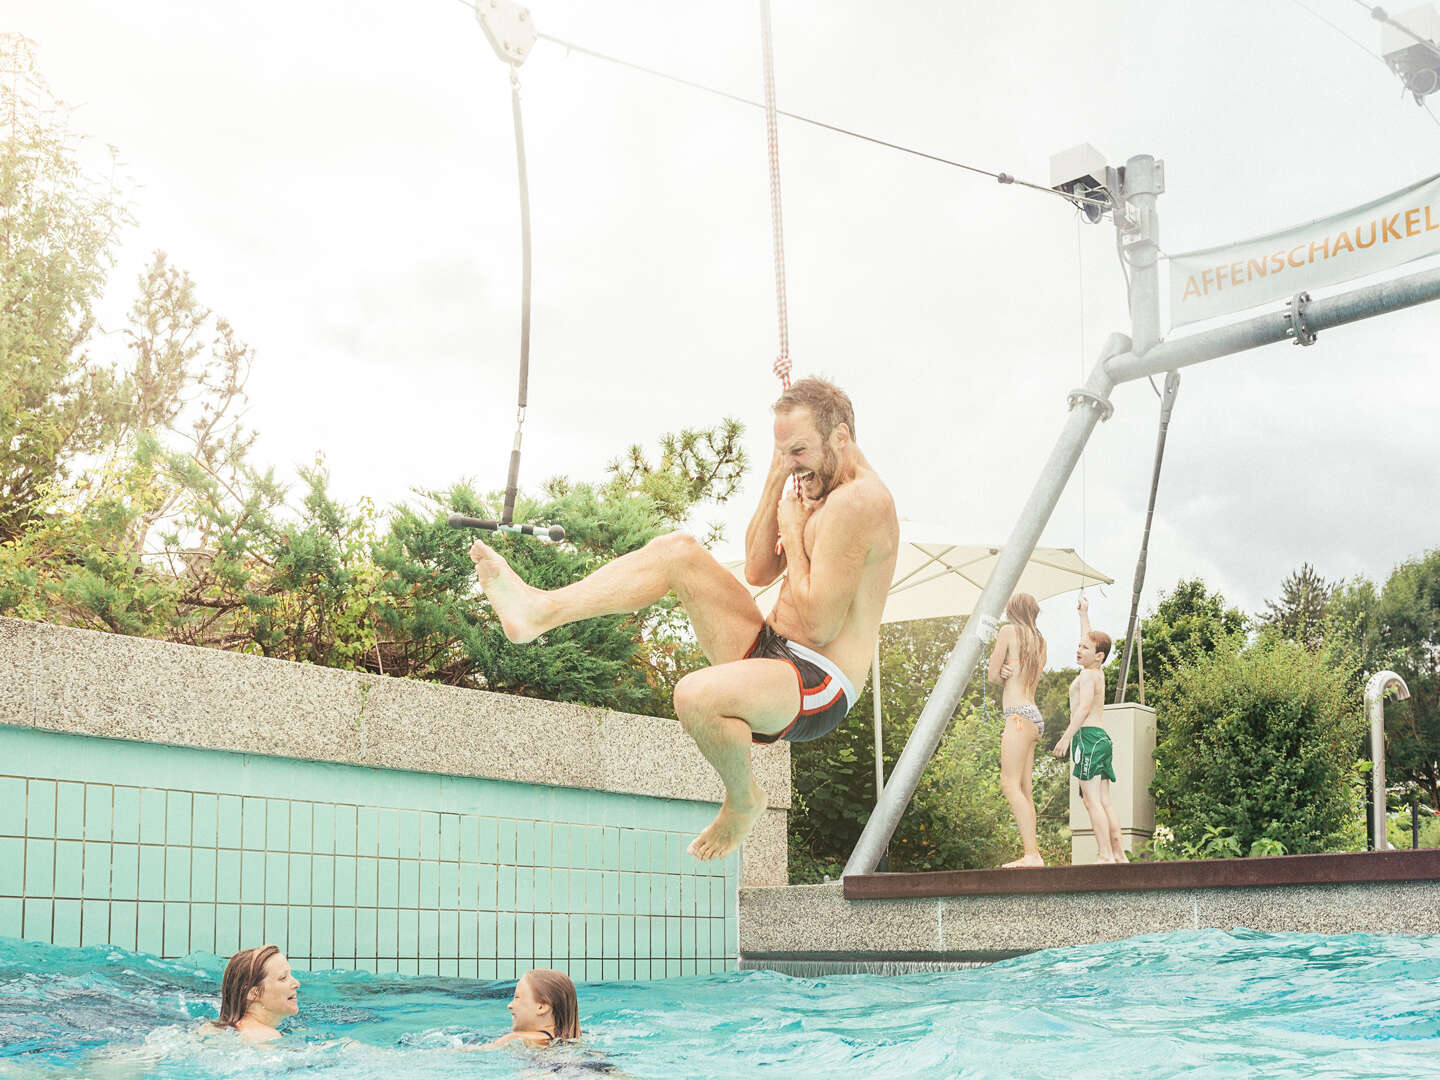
xmin=797 ymin=444 xmax=840 ymax=499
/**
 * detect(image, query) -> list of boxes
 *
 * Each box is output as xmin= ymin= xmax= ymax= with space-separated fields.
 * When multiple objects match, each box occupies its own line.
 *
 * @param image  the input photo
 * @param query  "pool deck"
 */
xmin=739 ymin=851 xmax=1440 ymax=967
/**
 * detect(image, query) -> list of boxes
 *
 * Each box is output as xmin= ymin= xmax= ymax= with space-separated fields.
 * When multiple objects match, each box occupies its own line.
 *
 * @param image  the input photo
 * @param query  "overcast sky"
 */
xmin=11 ymin=0 xmax=1440 ymax=664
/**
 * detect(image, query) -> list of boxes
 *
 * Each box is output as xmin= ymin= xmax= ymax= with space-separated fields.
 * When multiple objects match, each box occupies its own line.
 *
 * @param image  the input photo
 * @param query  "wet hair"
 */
xmin=1087 ymin=630 xmax=1113 ymax=663
xmin=217 ymin=945 xmax=281 ymax=1027
xmin=773 ymin=377 xmax=856 ymax=442
xmin=1004 ymin=593 xmax=1044 ymax=681
xmin=524 ymin=968 xmax=580 ymax=1040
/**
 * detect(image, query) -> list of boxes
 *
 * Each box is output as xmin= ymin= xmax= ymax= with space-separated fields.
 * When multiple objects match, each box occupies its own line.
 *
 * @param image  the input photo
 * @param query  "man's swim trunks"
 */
xmin=746 ymin=624 xmax=856 ymax=744
xmin=1072 ymin=724 xmax=1116 ymax=781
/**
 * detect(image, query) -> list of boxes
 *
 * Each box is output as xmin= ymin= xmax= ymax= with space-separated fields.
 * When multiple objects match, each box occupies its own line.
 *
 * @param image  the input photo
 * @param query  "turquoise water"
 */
xmin=2 ymin=929 xmax=1438 ymax=1078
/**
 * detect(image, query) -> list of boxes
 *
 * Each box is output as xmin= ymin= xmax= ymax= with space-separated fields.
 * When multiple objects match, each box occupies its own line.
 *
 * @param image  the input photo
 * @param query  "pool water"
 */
xmin=2 ymin=929 xmax=1437 ymax=1078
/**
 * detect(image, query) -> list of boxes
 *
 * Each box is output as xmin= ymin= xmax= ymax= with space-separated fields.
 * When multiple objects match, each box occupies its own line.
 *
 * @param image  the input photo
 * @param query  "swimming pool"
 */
xmin=2 ymin=928 xmax=1437 ymax=1078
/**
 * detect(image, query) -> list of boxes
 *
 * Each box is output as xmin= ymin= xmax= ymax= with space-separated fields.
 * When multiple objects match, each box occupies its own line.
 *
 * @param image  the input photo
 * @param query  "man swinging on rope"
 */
xmin=469 ymin=377 xmax=899 ymax=861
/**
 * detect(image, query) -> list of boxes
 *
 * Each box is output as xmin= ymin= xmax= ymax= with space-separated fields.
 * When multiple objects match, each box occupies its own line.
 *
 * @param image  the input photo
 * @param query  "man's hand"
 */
xmin=1052 ymin=736 xmax=1071 ymax=760
xmin=777 ymin=491 xmax=813 ymax=537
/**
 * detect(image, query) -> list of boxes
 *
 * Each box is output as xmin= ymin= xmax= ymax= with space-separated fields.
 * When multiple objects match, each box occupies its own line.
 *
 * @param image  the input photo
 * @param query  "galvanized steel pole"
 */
xmin=843 ymin=334 xmax=1130 ymax=877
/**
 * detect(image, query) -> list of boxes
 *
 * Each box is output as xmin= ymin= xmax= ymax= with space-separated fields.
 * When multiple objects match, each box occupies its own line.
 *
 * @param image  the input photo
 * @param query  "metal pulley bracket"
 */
xmin=1066 ymin=387 xmax=1116 ymax=422
xmin=474 ymin=0 xmax=537 ymax=66
xmin=1284 ymin=291 xmax=1317 ymax=346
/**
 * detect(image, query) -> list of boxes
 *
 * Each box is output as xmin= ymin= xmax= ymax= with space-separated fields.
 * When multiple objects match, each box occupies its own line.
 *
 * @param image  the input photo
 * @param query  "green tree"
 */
xmin=1261 ymin=562 xmax=1336 ymax=649
xmin=1110 ymin=578 xmax=1249 ymax=703
xmin=1151 ymin=632 xmax=1366 ymax=855
xmin=0 ymin=35 xmax=133 ymax=540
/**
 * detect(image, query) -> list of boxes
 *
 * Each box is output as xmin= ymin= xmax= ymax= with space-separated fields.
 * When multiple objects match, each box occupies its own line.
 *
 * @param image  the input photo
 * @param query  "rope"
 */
xmin=500 ymin=66 xmax=532 ymax=526
xmin=1074 ymin=214 xmax=1089 ymax=595
xmin=759 ymin=0 xmax=791 ymax=386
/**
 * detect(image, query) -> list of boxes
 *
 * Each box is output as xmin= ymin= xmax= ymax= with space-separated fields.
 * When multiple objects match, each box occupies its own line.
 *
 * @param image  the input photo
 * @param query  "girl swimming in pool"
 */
xmin=478 ymin=968 xmax=580 ymax=1049
xmin=200 ymin=945 xmax=300 ymax=1043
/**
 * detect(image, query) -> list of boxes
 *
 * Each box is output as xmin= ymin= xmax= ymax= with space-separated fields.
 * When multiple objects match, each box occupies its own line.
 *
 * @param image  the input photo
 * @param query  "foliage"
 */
xmin=1386 ymin=805 xmax=1440 ymax=850
xmin=0 ymin=35 xmax=134 ymax=540
xmin=1151 ymin=632 xmax=1367 ymax=856
xmin=1261 ymin=562 xmax=1337 ymax=650
xmin=1109 ymin=578 xmax=1249 ymax=704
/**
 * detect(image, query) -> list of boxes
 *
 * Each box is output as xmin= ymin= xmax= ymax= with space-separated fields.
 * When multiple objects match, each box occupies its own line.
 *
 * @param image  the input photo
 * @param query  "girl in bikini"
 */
xmin=477 ymin=968 xmax=580 ymax=1050
xmin=987 ymin=592 xmax=1048 ymax=868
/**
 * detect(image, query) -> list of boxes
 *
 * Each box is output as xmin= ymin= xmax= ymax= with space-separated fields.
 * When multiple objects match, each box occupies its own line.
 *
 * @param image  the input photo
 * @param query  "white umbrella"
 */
xmin=724 ymin=522 xmax=1113 ymax=796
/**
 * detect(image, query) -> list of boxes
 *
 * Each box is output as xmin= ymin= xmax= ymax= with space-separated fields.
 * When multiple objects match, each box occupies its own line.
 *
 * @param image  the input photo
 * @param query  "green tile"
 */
xmin=337 ymin=805 xmax=360 ymax=856
xmin=477 ymin=818 xmax=498 ymax=863
xmin=165 ymin=848 xmax=191 ymax=902
xmin=83 ymin=786 xmax=114 ymax=843
xmin=618 ymin=829 xmax=635 ymax=872
xmin=680 ymin=876 xmax=696 ymax=916
xmin=550 ymin=824 xmax=571 ymax=868
xmin=498 ymin=912 xmax=515 ymax=957
xmin=192 ymin=794 xmax=217 ymax=848
xmin=311 ymin=908 xmax=333 ymax=958
xmin=191 ymin=849 xmax=217 ymax=903
xmin=647 ymin=917 xmax=665 ymax=959
xmin=52 ymin=899 xmax=81 ymax=947
xmin=619 ymin=915 xmax=635 ymax=958
xmin=438 ymin=959 xmax=456 ymax=977
xmin=81 ymin=899 xmax=109 ymax=946
xmin=665 ymin=917 xmax=681 ymax=961
xmin=351 ymin=857 xmax=372 ymax=907
xmin=240 ymin=852 xmax=264 ymax=904
xmin=81 ymin=842 xmax=109 ymax=899
xmin=375 ymin=957 xmax=398 ymax=974
xmin=216 ymin=796 xmax=242 ymax=849
xmin=288 ymin=855 xmax=311 ymax=906
xmin=602 ymin=872 xmax=619 ymax=915
xmin=160 ymin=901 xmax=188 ymax=956
xmin=377 ymin=861 xmax=398 ymax=908
xmin=724 ymin=918 xmax=737 ymax=957
xmin=111 ymin=844 xmax=138 ymax=900
xmin=619 ymin=873 xmax=636 ymax=916
xmin=137 ymin=846 xmax=166 ymax=901
xmin=681 ymin=917 xmax=696 ymax=960
xmin=663 ymin=876 xmax=681 ymax=915
xmin=287 ymin=908 xmax=310 ymax=957
xmin=264 ymin=906 xmax=286 ymax=949
xmin=497 ymin=820 xmax=517 ymax=865
xmin=551 ymin=914 xmax=569 ymax=960
xmin=600 ymin=828 xmax=620 ymax=871
xmin=497 ymin=867 xmax=516 ymax=910
xmin=241 ymin=797 xmax=266 ymax=850
xmin=477 ymin=958 xmax=497 ymax=980
xmin=239 ymin=905 xmax=264 ymax=951
xmin=477 ymin=865 xmax=497 ymax=911
xmin=397 ymin=861 xmax=419 ymax=909
xmin=137 ymin=901 xmax=164 ymax=955
xmin=515 ymin=913 xmax=534 ymax=964
xmin=458 ymin=910 xmax=477 ymax=957
xmin=377 ymin=909 xmax=398 ymax=958
xmin=0 ymin=778 xmax=25 ymax=835
xmin=26 ymin=781 xmax=55 ymax=838
xmin=289 ymin=803 xmax=313 ymax=853
xmin=265 ymin=800 xmax=290 ymax=852
xmin=532 ymin=913 xmax=553 ymax=964
xmin=532 ymin=822 xmax=553 ymax=866
xmin=418 ymin=910 xmax=438 ymax=958
xmin=458 ymin=816 xmax=478 ymax=862
xmin=709 ymin=878 xmax=726 ymax=919
xmin=24 ymin=838 xmax=53 ymax=895
xmin=215 ymin=850 xmax=241 ymax=903
xmin=583 ymin=827 xmax=603 ymax=869
xmin=585 ymin=958 xmax=603 ymax=982
xmin=710 ymin=918 xmax=726 ymax=962
xmin=477 ymin=911 xmax=497 ymax=956
xmin=440 ymin=815 xmax=459 ymax=862
xmin=439 ymin=911 xmax=458 ymax=958
xmin=346 ymin=908 xmax=367 ymax=959
xmin=531 ymin=867 xmax=552 ymax=914
xmin=603 ymin=915 xmax=621 ymax=958
xmin=111 ymin=901 xmax=137 ymax=951
xmin=666 ymin=834 xmax=685 ymax=875
xmin=55 ymin=783 xmax=85 ymax=841
xmin=377 ymin=809 xmax=399 ymax=856
xmin=21 ymin=899 xmax=51 ymax=941
xmin=515 ymin=821 xmax=534 ymax=866
xmin=264 ymin=853 xmax=288 ymax=905
xmin=214 ymin=903 xmax=243 ymax=957
xmin=438 ymin=862 xmax=459 ymax=911
xmin=166 ymin=792 xmax=192 ymax=846
xmin=312 ymin=804 xmax=335 ymax=855
xmin=619 ymin=958 xmax=635 ymax=981
xmin=418 ymin=811 xmax=439 ymax=861
xmin=632 ymin=832 xmax=652 ymax=873
xmin=397 ymin=959 xmax=418 ymax=976
xmin=312 ymin=855 xmax=334 ymax=907
xmin=585 ymin=871 xmax=604 ymax=914
xmin=419 ymin=861 xmax=439 ymax=910
xmin=189 ymin=904 xmax=215 ymax=956
xmin=0 ymin=838 xmax=22 ymax=896
xmin=516 ymin=867 xmax=534 ymax=911
xmin=139 ymin=790 xmax=166 ymax=845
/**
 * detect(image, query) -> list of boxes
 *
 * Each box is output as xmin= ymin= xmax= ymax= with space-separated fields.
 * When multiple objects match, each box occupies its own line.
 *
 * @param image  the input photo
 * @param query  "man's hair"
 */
xmin=1087 ymin=630 xmax=1113 ymax=663
xmin=773 ymin=377 xmax=856 ymax=441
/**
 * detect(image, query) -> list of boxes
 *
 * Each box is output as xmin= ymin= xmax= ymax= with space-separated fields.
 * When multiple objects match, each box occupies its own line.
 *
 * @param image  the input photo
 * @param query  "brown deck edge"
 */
xmin=842 ymin=849 xmax=1440 ymax=899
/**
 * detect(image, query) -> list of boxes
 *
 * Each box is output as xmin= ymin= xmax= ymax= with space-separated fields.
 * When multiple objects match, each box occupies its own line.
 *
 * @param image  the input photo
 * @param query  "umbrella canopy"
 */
xmin=727 ymin=522 xmax=1113 ymax=625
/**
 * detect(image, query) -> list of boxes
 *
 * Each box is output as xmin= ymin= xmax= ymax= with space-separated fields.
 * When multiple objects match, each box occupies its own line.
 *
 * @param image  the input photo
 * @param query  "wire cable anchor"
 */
xmin=473 ymin=0 xmax=537 ymax=66
xmin=1284 ymin=290 xmax=1318 ymax=346
xmin=1066 ymin=387 xmax=1116 ymax=422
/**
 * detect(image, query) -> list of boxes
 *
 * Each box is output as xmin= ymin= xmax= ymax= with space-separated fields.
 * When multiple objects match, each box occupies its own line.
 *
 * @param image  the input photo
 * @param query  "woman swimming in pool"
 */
xmin=201 ymin=945 xmax=300 ymax=1043
xmin=988 ymin=592 xmax=1048 ymax=868
xmin=478 ymin=968 xmax=580 ymax=1049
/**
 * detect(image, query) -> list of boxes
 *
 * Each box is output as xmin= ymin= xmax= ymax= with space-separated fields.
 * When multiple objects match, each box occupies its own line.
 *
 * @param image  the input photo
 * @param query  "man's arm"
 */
xmin=1053 ymin=675 xmax=1095 ymax=759
xmin=743 ymin=450 xmax=791 ymax=587
xmin=778 ymin=483 xmax=883 ymax=646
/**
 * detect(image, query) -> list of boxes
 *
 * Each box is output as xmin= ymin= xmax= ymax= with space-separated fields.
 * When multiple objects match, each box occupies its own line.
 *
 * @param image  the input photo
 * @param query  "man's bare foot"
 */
xmin=1002 ymin=854 xmax=1045 ymax=868
xmin=468 ymin=539 xmax=552 ymax=643
xmin=688 ymin=783 xmax=765 ymax=861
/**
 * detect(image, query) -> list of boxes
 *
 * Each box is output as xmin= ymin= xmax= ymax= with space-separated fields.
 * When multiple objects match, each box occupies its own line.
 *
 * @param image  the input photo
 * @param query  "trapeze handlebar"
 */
xmin=448 ymin=514 xmax=565 ymax=542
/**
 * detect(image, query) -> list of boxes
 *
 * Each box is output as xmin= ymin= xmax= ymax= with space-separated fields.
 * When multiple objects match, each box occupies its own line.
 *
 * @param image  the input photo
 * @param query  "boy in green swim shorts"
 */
xmin=1053 ymin=597 xmax=1128 ymax=864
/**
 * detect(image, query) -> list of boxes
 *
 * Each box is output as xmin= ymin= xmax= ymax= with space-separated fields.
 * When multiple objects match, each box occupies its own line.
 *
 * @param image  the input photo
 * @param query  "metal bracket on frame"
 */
xmin=474 ymin=0 xmax=537 ymax=66
xmin=1284 ymin=291 xmax=1317 ymax=346
xmin=1066 ymin=387 xmax=1116 ymax=422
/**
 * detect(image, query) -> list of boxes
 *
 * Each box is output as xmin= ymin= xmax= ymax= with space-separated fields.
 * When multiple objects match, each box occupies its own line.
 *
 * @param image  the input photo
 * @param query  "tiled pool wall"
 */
xmin=0 ymin=726 xmax=737 ymax=980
